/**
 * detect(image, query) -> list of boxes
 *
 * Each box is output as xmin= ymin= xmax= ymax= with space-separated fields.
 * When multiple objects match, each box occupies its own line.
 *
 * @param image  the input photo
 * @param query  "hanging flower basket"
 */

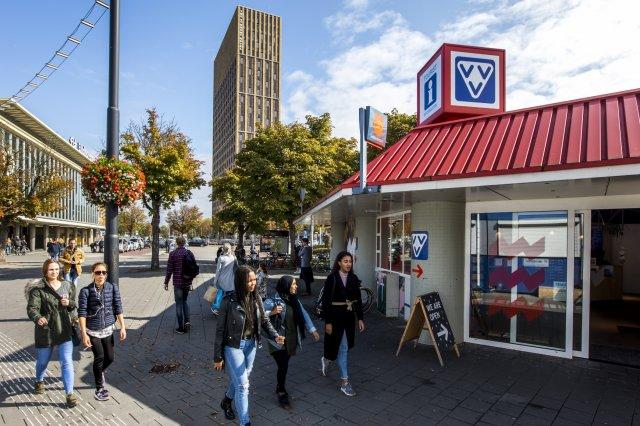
xmin=81 ymin=156 xmax=146 ymax=206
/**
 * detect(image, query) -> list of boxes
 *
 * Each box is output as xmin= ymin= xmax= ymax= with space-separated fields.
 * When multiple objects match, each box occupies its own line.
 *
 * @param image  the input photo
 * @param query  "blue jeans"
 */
xmin=338 ymin=332 xmax=348 ymax=380
xmin=224 ymin=338 xmax=256 ymax=426
xmin=65 ymin=269 xmax=79 ymax=287
xmin=35 ymin=340 xmax=74 ymax=394
xmin=174 ymin=286 xmax=191 ymax=329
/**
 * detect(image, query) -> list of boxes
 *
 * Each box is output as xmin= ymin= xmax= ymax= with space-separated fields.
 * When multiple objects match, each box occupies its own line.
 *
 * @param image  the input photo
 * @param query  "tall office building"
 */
xmin=212 ymin=6 xmax=281 ymax=208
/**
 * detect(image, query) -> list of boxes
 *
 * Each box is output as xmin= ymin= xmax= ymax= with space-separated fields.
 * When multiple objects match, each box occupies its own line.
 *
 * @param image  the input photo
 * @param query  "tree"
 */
xmin=213 ymin=114 xmax=358 ymax=264
xmin=0 ymin=145 xmax=73 ymax=262
xmin=118 ymin=204 xmax=147 ymax=236
xmin=159 ymin=225 xmax=169 ymax=239
xmin=166 ymin=205 xmax=203 ymax=237
xmin=121 ymin=109 xmax=205 ymax=269
xmin=367 ymin=108 xmax=416 ymax=162
xmin=139 ymin=222 xmax=152 ymax=238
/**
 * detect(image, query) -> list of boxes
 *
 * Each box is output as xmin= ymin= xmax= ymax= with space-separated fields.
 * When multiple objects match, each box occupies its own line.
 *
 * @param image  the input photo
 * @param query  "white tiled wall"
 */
xmin=411 ymin=201 xmax=465 ymax=343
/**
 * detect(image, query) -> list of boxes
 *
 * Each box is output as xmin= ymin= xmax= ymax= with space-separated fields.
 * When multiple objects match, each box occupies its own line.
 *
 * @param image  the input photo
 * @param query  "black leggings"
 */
xmin=271 ymin=349 xmax=290 ymax=393
xmin=89 ymin=334 xmax=115 ymax=390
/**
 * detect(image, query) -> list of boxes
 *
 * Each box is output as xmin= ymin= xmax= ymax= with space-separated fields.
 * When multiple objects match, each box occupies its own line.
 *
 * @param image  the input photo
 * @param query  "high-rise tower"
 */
xmin=212 ymin=6 xmax=281 ymax=210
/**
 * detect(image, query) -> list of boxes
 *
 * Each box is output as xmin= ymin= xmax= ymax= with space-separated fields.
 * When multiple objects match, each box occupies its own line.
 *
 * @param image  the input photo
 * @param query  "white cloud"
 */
xmin=286 ymin=0 xmax=640 ymax=139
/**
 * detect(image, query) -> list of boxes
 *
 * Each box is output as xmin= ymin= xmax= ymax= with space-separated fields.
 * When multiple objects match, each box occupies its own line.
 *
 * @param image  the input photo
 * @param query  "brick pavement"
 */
xmin=2 ymin=248 xmax=640 ymax=425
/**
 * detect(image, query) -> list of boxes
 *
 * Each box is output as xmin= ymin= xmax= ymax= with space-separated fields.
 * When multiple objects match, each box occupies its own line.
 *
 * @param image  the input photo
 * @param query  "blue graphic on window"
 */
xmin=424 ymin=74 xmax=437 ymax=110
xmin=454 ymin=56 xmax=496 ymax=104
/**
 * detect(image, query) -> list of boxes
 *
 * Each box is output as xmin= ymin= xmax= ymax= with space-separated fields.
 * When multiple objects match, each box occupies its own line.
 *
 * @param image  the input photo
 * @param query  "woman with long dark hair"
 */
xmin=264 ymin=275 xmax=319 ymax=408
xmin=320 ymin=251 xmax=365 ymax=397
xmin=214 ymin=265 xmax=284 ymax=425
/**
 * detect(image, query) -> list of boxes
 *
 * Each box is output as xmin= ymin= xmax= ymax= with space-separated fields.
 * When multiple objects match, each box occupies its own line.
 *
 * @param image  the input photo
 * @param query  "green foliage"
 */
xmin=118 ymin=204 xmax=148 ymax=236
xmin=166 ymin=204 xmax=203 ymax=237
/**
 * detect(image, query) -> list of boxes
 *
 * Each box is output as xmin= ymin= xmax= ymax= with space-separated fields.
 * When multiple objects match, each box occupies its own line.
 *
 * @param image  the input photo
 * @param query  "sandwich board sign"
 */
xmin=417 ymin=43 xmax=505 ymax=126
xmin=396 ymin=291 xmax=460 ymax=366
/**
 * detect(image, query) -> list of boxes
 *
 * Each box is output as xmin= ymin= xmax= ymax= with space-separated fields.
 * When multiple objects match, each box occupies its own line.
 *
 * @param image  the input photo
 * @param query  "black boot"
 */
xmin=277 ymin=391 xmax=291 ymax=409
xmin=220 ymin=396 xmax=235 ymax=420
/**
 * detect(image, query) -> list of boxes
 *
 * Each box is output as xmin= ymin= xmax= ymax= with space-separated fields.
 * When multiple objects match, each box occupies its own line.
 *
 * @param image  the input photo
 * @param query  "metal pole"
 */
xmin=359 ymin=107 xmax=367 ymax=191
xmin=104 ymin=0 xmax=120 ymax=285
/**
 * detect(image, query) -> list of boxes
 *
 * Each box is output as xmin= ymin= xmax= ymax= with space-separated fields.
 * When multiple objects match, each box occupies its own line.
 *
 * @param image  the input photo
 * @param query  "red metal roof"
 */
xmin=344 ymin=88 xmax=640 ymax=188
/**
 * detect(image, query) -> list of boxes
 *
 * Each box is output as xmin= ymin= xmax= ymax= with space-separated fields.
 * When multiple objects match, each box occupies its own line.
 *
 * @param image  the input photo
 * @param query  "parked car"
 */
xmin=118 ymin=238 xmax=126 ymax=253
xmin=130 ymin=237 xmax=143 ymax=250
xmin=189 ymin=237 xmax=206 ymax=247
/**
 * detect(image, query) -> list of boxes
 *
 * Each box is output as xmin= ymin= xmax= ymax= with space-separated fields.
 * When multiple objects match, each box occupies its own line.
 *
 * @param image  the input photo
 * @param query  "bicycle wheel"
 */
xmin=360 ymin=287 xmax=374 ymax=313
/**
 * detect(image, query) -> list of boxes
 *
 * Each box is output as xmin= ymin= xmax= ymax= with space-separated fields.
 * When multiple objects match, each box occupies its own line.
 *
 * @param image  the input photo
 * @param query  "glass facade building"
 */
xmin=0 ymin=101 xmax=102 ymax=250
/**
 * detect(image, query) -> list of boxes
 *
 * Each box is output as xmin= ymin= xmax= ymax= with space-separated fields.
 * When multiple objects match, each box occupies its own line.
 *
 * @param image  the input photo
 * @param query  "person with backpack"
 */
xmin=264 ymin=275 xmax=319 ymax=409
xmin=211 ymin=243 xmax=237 ymax=315
xmin=298 ymin=238 xmax=314 ymax=296
xmin=25 ymin=259 xmax=78 ymax=407
xmin=164 ymin=236 xmax=199 ymax=333
xmin=214 ymin=265 xmax=284 ymax=425
xmin=319 ymin=251 xmax=365 ymax=397
xmin=77 ymin=262 xmax=126 ymax=401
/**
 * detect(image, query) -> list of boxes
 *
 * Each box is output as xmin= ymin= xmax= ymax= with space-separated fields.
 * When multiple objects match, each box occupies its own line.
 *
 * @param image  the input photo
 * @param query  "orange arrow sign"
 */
xmin=412 ymin=264 xmax=424 ymax=278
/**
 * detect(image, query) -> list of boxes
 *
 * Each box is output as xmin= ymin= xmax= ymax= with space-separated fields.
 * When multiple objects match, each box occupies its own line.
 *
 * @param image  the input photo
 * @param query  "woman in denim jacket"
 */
xmin=264 ymin=275 xmax=319 ymax=408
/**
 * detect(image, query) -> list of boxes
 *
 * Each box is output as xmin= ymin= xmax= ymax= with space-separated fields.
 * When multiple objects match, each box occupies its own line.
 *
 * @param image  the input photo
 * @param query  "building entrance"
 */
xmin=589 ymin=209 xmax=640 ymax=366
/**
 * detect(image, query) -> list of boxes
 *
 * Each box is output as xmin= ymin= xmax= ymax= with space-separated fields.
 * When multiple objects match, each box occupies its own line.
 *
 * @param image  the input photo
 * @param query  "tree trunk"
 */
xmin=288 ymin=220 xmax=298 ymax=267
xmin=237 ymin=222 xmax=245 ymax=249
xmin=150 ymin=201 xmax=161 ymax=270
xmin=0 ymin=225 xmax=8 ymax=264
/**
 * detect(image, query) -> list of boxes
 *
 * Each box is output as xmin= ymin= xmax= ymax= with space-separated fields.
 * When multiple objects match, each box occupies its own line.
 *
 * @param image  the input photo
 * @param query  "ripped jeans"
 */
xmin=224 ymin=338 xmax=256 ymax=425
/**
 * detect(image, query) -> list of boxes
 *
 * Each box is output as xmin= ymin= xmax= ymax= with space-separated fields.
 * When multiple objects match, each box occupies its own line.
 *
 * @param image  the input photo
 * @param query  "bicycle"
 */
xmin=360 ymin=286 xmax=375 ymax=314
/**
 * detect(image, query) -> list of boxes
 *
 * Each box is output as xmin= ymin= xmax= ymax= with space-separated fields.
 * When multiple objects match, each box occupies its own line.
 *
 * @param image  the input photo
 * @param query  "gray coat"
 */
xmin=213 ymin=254 xmax=237 ymax=292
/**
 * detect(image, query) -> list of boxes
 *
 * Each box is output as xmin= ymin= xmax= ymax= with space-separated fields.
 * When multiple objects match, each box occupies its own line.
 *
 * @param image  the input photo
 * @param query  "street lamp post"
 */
xmin=104 ymin=0 xmax=120 ymax=284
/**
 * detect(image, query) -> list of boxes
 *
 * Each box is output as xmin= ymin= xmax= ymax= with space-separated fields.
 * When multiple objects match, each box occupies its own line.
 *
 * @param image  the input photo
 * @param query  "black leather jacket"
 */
xmin=214 ymin=292 xmax=279 ymax=363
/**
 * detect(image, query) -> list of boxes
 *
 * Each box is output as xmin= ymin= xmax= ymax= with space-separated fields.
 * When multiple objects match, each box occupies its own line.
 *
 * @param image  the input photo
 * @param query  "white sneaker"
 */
xmin=321 ymin=357 xmax=330 ymax=377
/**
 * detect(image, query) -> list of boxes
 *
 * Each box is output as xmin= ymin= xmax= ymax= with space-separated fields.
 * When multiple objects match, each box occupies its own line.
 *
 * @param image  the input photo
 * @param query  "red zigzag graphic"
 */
xmin=489 ymin=267 xmax=545 ymax=292
xmin=486 ymin=296 xmax=545 ymax=321
xmin=488 ymin=236 xmax=546 ymax=257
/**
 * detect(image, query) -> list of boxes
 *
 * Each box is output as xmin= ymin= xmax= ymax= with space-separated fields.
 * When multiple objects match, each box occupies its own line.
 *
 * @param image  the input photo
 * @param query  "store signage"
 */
xmin=411 ymin=231 xmax=429 ymax=260
xmin=364 ymin=106 xmax=388 ymax=149
xmin=411 ymin=263 xmax=424 ymax=279
xmin=416 ymin=44 xmax=505 ymax=126
xmin=417 ymin=55 xmax=442 ymax=125
xmin=396 ymin=291 xmax=460 ymax=366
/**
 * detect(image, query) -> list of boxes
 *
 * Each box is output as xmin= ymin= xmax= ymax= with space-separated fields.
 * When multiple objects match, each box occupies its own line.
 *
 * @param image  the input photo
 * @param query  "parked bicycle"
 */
xmin=360 ymin=285 xmax=374 ymax=313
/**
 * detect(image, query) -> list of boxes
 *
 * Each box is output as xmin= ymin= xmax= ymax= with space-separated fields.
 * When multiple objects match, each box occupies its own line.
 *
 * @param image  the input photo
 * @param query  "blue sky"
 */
xmin=2 ymin=0 xmax=639 ymax=218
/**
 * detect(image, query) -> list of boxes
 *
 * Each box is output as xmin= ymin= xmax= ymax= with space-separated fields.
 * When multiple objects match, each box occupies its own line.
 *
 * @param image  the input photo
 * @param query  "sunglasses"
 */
xmin=93 ymin=270 xmax=108 ymax=275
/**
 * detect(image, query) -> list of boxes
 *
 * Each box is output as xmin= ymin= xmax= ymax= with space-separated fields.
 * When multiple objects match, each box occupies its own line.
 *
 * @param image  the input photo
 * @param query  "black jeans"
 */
xmin=89 ymin=334 xmax=115 ymax=390
xmin=271 ymin=349 xmax=290 ymax=393
xmin=174 ymin=286 xmax=191 ymax=329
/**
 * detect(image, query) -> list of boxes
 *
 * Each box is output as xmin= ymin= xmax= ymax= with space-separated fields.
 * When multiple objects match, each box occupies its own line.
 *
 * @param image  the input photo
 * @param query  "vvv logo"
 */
xmin=454 ymin=56 xmax=496 ymax=103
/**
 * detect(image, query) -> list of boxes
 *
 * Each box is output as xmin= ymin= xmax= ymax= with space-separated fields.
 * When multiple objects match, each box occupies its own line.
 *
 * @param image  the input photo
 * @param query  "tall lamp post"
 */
xmin=105 ymin=0 xmax=120 ymax=284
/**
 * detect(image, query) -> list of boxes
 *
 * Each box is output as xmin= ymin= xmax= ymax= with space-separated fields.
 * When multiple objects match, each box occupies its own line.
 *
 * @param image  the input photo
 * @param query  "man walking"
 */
xmin=59 ymin=239 xmax=85 ymax=287
xmin=298 ymin=238 xmax=314 ymax=296
xmin=164 ymin=236 xmax=198 ymax=333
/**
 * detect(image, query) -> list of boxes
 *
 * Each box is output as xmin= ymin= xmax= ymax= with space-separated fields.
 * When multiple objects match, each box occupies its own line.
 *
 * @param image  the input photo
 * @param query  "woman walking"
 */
xmin=264 ymin=276 xmax=319 ymax=408
xmin=211 ymin=243 xmax=237 ymax=315
xmin=214 ymin=265 xmax=284 ymax=425
xmin=77 ymin=262 xmax=126 ymax=401
xmin=320 ymin=251 xmax=365 ymax=397
xmin=25 ymin=259 xmax=78 ymax=407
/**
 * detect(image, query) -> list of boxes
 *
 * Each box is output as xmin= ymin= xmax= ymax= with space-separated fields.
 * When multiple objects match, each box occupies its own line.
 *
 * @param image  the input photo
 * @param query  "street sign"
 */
xmin=411 ymin=231 xmax=429 ymax=260
xmin=396 ymin=291 xmax=460 ymax=366
xmin=364 ymin=106 xmax=388 ymax=149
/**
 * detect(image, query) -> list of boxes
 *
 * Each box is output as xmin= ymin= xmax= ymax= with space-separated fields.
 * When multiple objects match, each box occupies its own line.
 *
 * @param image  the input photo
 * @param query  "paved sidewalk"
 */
xmin=2 ymin=251 xmax=640 ymax=425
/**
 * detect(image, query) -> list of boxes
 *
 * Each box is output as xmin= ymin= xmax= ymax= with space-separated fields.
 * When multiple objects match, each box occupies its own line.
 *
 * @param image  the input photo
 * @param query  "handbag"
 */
xmin=70 ymin=319 xmax=82 ymax=347
xmin=203 ymin=285 xmax=218 ymax=303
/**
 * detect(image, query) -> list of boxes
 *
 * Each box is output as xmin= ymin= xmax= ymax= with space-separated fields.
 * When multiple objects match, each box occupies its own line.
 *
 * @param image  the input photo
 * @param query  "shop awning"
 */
xmin=345 ymin=88 xmax=640 ymax=188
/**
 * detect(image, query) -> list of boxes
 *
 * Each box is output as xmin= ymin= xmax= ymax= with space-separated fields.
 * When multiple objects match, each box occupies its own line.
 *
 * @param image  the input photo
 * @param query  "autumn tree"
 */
xmin=0 ymin=145 xmax=73 ymax=262
xmin=121 ymin=109 xmax=205 ymax=269
xmin=159 ymin=225 xmax=169 ymax=239
xmin=118 ymin=204 xmax=147 ymax=236
xmin=166 ymin=204 xmax=203 ymax=237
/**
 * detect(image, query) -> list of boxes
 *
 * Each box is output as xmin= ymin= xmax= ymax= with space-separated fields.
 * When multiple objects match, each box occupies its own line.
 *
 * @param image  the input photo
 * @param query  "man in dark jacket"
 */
xmin=164 ymin=236 xmax=197 ymax=333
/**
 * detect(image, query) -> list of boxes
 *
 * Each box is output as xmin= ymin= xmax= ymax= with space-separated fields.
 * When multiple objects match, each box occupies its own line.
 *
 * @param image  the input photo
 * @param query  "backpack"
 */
xmin=182 ymin=250 xmax=200 ymax=280
xmin=314 ymin=275 xmax=335 ymax=319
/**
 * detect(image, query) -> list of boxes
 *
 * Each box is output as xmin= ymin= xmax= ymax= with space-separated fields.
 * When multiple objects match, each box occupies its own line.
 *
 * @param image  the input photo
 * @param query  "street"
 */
xmin=1 ymin=247 xmax=640 ymax=425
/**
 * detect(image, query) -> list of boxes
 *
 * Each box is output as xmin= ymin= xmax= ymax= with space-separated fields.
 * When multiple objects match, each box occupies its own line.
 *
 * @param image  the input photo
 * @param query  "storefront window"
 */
xmin=390 ymin=216 xmax=403 ymax=272
xmin=469 ymin=211 xmax=568 ymax=351
xmin=377 ymin=212 xmax=412 ymax=275
xmin=403 ymin=214 xmax=412 ymax=274
xmin=380 ymin=217 xmax=390 ymax=270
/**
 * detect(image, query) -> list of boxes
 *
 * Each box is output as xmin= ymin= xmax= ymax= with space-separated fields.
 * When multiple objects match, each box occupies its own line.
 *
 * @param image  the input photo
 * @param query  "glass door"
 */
xmin=573 ymin=211 xmax=590 ymax=358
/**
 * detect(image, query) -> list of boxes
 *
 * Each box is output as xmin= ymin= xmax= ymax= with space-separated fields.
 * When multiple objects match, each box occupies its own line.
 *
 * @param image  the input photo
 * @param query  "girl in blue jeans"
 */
xmin=214 ymin=265 xmax=284 ymax=425
xmin=26 ymin=259 xmax=78 ymax=407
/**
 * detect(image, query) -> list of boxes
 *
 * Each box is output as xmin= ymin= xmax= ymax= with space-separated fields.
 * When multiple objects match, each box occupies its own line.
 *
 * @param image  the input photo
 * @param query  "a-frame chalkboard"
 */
xmin=396 ymin=292 xmax=460 ymax=366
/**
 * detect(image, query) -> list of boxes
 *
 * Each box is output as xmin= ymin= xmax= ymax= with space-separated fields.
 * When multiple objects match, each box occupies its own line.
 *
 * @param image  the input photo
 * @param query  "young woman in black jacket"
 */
xmin=320 ymin=251 xmax=365 ymax=397
xmin=214 ymin=265 xmax=284 ymax=425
